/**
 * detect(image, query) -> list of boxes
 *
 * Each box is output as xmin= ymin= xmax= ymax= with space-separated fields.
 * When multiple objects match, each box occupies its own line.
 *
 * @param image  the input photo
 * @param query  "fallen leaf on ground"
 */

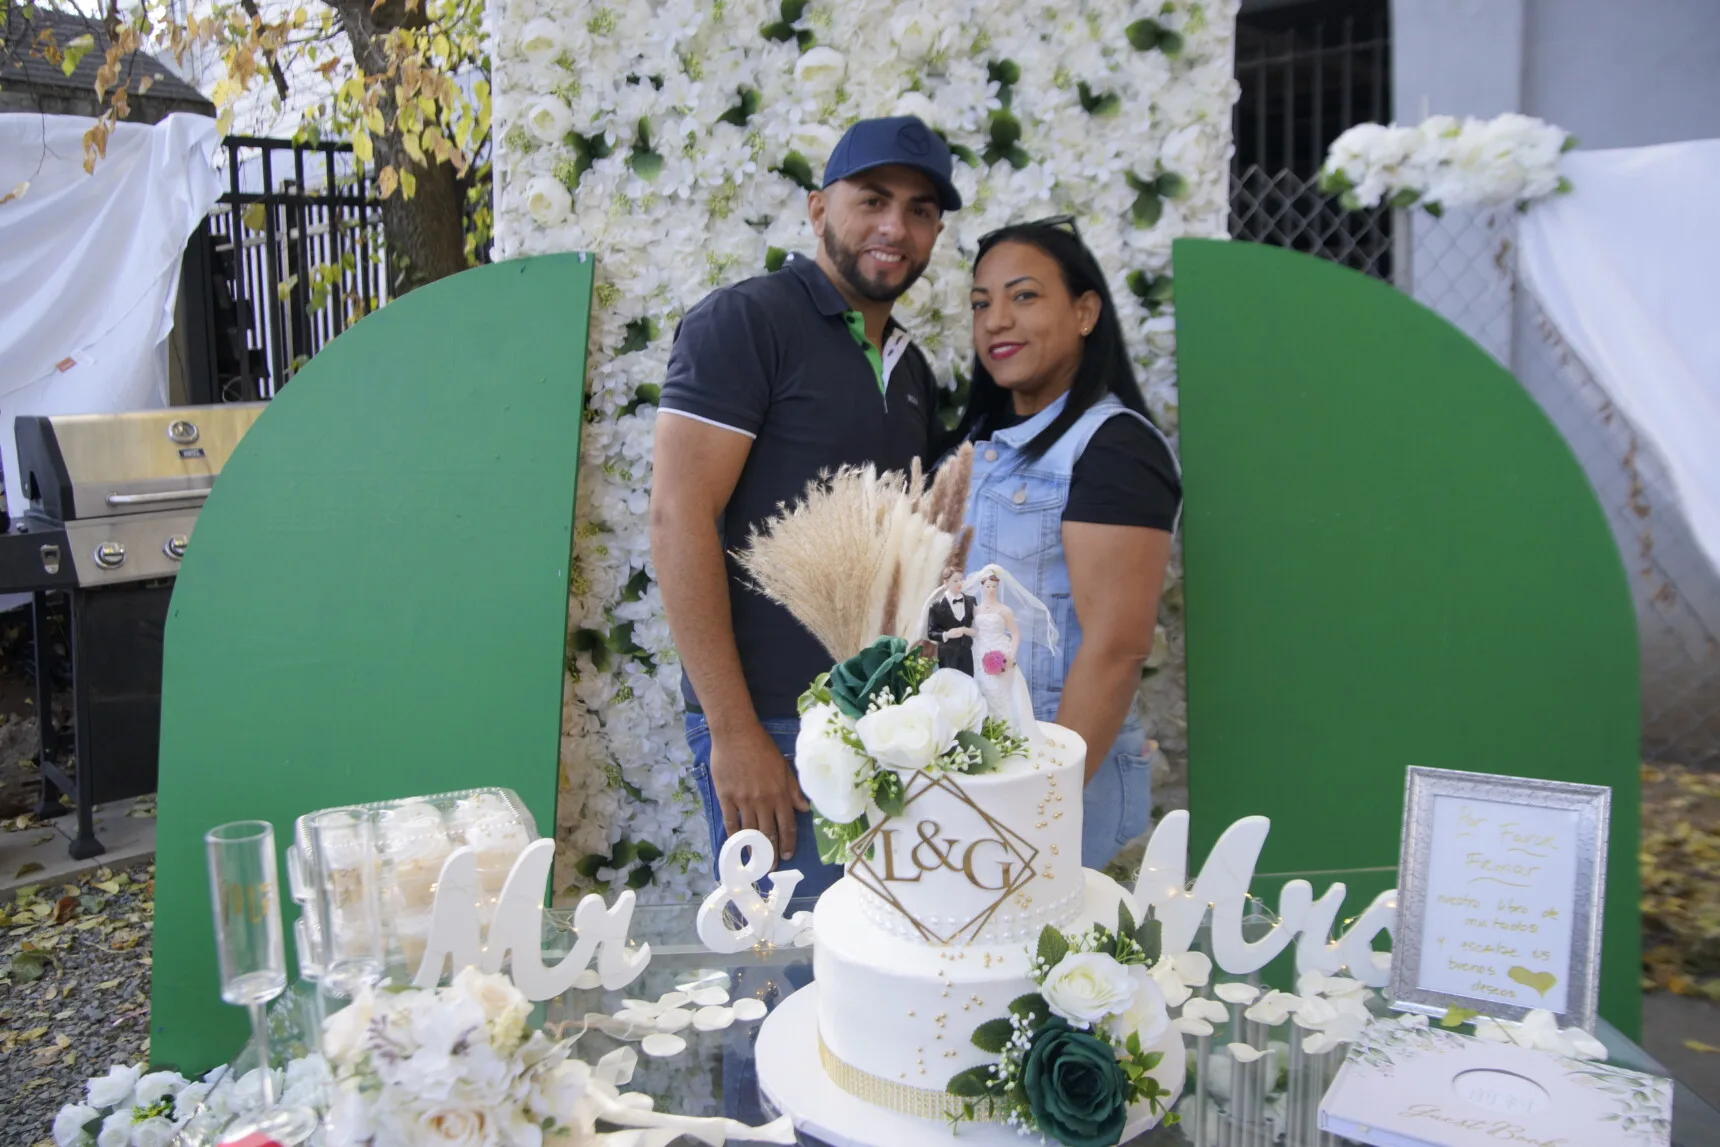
xmin=14 ymin=861 xmax=44 ymax=878
xmin=1684 ymin=1039 xmax=1720 ymax=1054
xmin=54 ymin=896 xmax=77 ymax=923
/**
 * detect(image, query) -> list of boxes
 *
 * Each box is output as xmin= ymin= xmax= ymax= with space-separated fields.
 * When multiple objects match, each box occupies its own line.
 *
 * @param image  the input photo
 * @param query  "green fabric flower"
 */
xmin=1022 ymin=1019 xmax=1131 ymax=1147
xmin=826 ymin=636 xmax=911 ymax=719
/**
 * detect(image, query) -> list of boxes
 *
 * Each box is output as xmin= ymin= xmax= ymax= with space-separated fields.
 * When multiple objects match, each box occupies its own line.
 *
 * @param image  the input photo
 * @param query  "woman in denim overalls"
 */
xmin=951 ymin=218 xmax=1182 ymax=870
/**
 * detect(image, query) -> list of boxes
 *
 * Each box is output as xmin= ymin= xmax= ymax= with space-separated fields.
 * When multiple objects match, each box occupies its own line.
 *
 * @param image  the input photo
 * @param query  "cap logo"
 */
xmin=897 ymin=122 xmax=932 ymax=157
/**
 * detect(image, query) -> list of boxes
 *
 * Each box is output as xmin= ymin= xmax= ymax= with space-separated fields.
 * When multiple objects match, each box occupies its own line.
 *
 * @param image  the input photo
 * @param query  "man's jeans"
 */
xmin=684 ymin=713 xmax=845 ymax=898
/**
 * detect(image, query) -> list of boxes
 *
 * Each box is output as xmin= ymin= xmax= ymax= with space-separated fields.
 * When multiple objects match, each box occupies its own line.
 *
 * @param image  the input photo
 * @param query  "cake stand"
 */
xmin=756 ymin=984 xmax=1185 ymax=1147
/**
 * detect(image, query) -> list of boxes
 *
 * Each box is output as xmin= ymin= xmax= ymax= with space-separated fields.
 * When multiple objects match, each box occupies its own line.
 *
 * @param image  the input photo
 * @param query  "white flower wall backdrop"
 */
xmin=490 ymin=0 xmax=1240 ymax=900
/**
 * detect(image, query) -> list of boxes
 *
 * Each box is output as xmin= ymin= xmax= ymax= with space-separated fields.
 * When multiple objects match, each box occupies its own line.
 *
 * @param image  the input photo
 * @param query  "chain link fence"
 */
xmin=1230 ymin=167 xmax=1720 ymax=767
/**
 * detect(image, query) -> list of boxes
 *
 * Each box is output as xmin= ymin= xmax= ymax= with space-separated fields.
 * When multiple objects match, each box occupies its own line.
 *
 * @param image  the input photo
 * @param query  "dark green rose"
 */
xmin=1022 ymin=1020 xmax=1131 ymax=1147
xmin=827 ymin=636 xmax=912 ymax=719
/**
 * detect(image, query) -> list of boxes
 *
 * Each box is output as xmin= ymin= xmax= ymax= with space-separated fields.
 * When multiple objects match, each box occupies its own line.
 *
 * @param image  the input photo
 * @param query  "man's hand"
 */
xmin=710 ymin=722 xmax=810 ymax=865
xmin=946 ymin=626 xmax=972 ymax=639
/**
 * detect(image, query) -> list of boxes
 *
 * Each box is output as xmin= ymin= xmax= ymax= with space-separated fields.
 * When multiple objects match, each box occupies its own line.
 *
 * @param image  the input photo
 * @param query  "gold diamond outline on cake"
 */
xmin=848 ymin=769 xmax=1040 ymax=946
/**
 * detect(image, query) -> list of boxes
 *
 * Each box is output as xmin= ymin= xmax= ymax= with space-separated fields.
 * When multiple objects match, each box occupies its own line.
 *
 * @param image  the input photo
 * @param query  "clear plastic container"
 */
xmin=286 ymin=787 xmax=538 ymax=983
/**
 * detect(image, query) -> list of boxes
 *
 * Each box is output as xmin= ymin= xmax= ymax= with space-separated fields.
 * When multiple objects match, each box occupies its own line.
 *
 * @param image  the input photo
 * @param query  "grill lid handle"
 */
xmin=105 ymin=489 xmax=212 ymax=506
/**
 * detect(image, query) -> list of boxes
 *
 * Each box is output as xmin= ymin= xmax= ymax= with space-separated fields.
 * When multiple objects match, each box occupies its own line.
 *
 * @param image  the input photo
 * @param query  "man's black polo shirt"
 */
xmin=660 ymin=253 xmax=938 ymax=718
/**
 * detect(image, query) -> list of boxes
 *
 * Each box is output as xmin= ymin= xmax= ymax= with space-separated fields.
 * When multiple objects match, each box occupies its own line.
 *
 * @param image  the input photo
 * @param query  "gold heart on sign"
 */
xmin=1507 ymin=966 xmax=1558 ymax=997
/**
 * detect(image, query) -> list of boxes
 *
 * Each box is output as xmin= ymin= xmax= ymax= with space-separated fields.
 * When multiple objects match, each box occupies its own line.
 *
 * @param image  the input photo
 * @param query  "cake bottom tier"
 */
xmin=813 ymin=868 xmax=1147 ymax=1115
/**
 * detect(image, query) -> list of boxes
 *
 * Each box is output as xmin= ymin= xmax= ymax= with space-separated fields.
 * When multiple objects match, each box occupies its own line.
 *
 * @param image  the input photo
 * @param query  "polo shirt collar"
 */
xmin=785 ymin=252 xmax=853 ymax=318
xmin=990 ymin=391 xmax=1072 ymax=447
xmin=784 ymin=253 xmax=908 ymax=336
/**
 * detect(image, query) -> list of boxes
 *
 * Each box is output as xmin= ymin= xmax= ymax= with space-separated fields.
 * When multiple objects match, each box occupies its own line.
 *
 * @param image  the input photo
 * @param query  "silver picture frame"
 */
xmin=1389 ymin=766 xmax=1610 ymax=1031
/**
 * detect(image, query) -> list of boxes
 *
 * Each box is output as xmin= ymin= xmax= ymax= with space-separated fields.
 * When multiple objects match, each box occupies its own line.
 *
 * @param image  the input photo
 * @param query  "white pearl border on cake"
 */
xmin=854 ymin=884 xmax=1085 ymax=946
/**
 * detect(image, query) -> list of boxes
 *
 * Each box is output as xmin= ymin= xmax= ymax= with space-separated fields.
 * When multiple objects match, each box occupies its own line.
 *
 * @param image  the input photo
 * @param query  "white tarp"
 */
xmin=1519 ymin=138 xmax=1720 ymax=580
xmin=0 ymin=112 xmax=221 ymax=515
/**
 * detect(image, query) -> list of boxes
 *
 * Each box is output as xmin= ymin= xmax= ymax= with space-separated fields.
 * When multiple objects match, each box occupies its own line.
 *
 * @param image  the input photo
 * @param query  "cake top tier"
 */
xmin=846 ymin=722 xmax=1088 ymax=947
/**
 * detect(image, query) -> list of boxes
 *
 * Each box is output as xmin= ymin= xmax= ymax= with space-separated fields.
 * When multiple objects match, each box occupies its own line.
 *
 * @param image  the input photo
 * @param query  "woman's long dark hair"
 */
xmin=948 ymin=221 xmax=1154 ymax=461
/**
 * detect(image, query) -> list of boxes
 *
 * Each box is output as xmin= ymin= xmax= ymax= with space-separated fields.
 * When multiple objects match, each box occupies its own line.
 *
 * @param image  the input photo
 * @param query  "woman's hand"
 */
xmin=947 ymin=626 xmax=972 ymax=639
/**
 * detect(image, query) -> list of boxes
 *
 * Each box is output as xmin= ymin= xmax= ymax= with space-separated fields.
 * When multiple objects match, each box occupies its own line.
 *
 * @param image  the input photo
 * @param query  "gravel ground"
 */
xmin=1 ymin=860 xmax=154 ymax=1146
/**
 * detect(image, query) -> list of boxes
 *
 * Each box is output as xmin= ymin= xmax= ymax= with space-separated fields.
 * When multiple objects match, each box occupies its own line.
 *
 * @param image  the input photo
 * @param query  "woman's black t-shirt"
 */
xmin=986 ymin=410 xmax=1182 ymax=532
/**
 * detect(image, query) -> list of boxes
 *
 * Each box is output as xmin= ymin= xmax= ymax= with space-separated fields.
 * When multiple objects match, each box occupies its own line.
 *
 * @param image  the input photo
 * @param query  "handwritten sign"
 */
xmin=1391 ymin=768 xmax=1610 ymax=1030
xmin=1417 ymin=797 xmax=1579 ymax=1012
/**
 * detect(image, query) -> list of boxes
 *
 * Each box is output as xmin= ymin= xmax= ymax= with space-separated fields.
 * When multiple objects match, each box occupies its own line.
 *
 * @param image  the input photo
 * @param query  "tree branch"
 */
xmin=238 ymin=0 xmax=290 ymax=100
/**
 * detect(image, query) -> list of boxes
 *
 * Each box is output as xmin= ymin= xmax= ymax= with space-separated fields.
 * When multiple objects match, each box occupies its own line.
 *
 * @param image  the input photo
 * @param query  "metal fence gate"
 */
xmin=182 ymin=137 xmax=388 ymax=403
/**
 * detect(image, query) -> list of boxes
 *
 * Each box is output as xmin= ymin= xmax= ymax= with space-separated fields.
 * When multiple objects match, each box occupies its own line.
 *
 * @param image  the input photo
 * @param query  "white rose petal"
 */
xmin=1183 ymin=997 xmax=1230 ymax=1024
xmin=693 ymin=1005 xmax=735 ymax=1031
xmin=130 ymin=1071 xmax=188 ymax=1110
xmin=653 ymin=1007 xmax=694 ymax=1033
xmin=524 ymin=176 xmax=573 ymax=228
xmin=1302 ymin=1032 xmax=1340 ymax=1055
xmin=1399 ymin=1013 xmax=1430 ymax=1029
xmin=573 ymin=968 xmax=603 ymax=990
xmin=95 ymin=1113 xmax=131 ymax=1147
xmin=855 ymin=695 xmax=947 ymax=774
xmin=1226 ymin=1042 xmax=1267 ymax=1062
xmin=129 ymin=1117 xmax=176 ymax=1147
xmin=1172 ymin=951 xmax=1213 ymax=987
xmin=733 ymin=998 xmax=768 ymax=1022
xmin=1566 ymin=1029 xmax=1608 ymax=1061
xmin=690 ymin=986 xmax=730 ymax=1006
xmin=654 ymin=991 xmax=690 ymax=1008
xmin=793 ymin=47 xmax=846 ymax=94
xmin=1104 ymin=966 xmax=1171 ymax=1046
xmin=525 ymin=98 xmax=574 ymax=144
xmin=917 ymin=668 xmax=988 ymax=735
xmin=1150 ymin=959 xmax=1193 ymax=1009
xmin=795 ymin=704 xmax=871 ymax=824
xmin=641 ymin=1033 xmax=687 ymax=1057
xmin=1215 ymin=983 xmax=1260 ymax=1005
xmin=53 ymin=1104 xmax=99 ymax=1147
xmin=87 ymin=1065 xmax=142 ymax=1111
xmin=1173 ymin=1017 xmax=1214 ymax=1037
xmin=1041 ymin=952 xmax=1138 ymax=1026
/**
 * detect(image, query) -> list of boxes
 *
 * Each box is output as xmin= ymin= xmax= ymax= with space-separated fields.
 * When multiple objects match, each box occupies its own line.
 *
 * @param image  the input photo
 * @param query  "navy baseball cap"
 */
xmin=821 ymin=115 xmax=963 ymax=212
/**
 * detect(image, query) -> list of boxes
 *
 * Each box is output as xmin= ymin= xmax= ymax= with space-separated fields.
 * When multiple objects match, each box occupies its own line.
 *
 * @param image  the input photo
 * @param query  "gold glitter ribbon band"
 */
xmin=817 ymin=1032 xmax=1001 ymax=1122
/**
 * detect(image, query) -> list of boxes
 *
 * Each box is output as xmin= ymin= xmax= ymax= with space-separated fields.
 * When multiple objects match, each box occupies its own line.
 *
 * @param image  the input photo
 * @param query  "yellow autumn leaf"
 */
xmin=377 ymin=164 xmax=399 ymax=198
xmin=364 ymin=107 xmax=386 ymax=136
xmin=402 ymin=131 xmax=426 ymax=165
xmin=351 ymin=128 xmax=374 ymax=164
xmin=400 ymin=170 xmax=417 ymax=198
xmin=1685 ymin=1039 xmax=1720 ymax=1054
xmin=60 ymin=33 xmax=95 ymax=76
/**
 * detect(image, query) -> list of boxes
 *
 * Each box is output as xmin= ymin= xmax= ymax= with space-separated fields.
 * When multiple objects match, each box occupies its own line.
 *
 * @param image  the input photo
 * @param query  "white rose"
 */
xmin=525 ymin=97 xmax=574 ymax=144
xmin=891 ymin=91 xmax=941 ymax=128
xmin=888 ymin=11 xmax=941 ymax=59
xmin=529 ymin=1060 xmax=591 ymax=1124
xmin=322 ymin=988 xmax=377 ymax=1063
xmin=1104 ymin=965 xmax=1171 ymax=1045
xmin=855 ymin=693 xmax=950 ymax=773
xmin=414 ymin=1106 xmax=493 ymax=1147
xmin=130 ymin=1072 xmax=187 ymax=1111
xmin=789 ymin=122 xmax=842 ymax=162
xmin=87 ymin=1065 xmax=142 ymax=1111
xmin=916 ymin=668 xmax=986 ymax=734
xmin=525 ymin=177 xmax=573 ymax=228
xmin=795 ymin=704 xmax=870 ymax=824
xmin=53 ymin=1104 xmax=99 ymax=1147
xmin=95 ymin=1113 xmax=130 ymax=1147
xmin=1041 ymin=952 xmax=1137 ymax=1026
xmin=129 ymin=1118 xmax=175 ymax=1147
xmin=517 ymin=17 xmax=563 ymax=66
xmin=452 ymin=967 xmax=531 ymax=1043
xmin=793 ymin=47 xmax=846 ymax=94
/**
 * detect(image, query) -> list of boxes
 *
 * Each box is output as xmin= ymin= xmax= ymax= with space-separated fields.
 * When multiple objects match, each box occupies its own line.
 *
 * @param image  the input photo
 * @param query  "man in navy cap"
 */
xmin=651 ymin=116 xmax=962 ymax=896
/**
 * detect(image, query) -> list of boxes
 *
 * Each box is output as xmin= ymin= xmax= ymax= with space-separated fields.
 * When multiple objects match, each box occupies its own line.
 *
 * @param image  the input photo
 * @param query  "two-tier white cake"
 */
xmin=810 ymin=723 xmax=1177 ymax=1126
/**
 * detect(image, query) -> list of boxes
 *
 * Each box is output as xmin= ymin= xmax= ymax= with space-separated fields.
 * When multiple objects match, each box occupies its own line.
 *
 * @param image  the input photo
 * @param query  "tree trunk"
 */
xmin=328 ymin=0 xmax=468 ymax=296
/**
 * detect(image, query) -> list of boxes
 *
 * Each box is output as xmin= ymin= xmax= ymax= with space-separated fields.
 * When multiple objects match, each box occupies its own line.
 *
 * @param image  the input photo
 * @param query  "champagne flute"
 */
xmin=205 ymin=820 xmax=320 ymax=1146
xmin=309 ymin=807 xmax=385 ymax=999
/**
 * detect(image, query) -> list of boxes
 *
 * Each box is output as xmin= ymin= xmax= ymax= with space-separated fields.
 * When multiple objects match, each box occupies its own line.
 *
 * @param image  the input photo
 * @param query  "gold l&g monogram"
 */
xmin=222 ymin=880 xmax=275 ymax=926
xmin=878 ymin=819 xmax=1017 ymax=891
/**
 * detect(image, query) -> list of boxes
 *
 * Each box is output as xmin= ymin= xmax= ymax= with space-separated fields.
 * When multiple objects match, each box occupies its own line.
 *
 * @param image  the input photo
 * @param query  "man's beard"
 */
xmin=823 ymin=229 xmax=929 ymax=302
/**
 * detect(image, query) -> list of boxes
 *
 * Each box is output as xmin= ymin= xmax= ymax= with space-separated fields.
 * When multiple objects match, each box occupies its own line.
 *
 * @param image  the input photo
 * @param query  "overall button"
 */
xmin=984 ymin=449 xmax=999 ymax=462
xmin=1012 ymin=488 xmax=1028 ymax=504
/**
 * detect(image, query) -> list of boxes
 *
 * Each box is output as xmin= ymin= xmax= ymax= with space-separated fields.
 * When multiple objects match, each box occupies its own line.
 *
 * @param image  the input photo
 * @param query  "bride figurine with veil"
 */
xmin=921 ymin=563 xmax=1057 ymax=743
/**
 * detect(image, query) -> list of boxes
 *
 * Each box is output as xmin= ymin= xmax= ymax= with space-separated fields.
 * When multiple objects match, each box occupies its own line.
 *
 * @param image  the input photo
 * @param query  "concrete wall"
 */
xmin=1523 ymin=0 xmax=1720 ymax=150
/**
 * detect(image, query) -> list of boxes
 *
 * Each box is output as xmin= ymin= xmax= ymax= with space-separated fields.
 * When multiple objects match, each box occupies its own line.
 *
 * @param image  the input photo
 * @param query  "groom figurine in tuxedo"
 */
xmin=926 ymin=567 xmax=977 ymax=675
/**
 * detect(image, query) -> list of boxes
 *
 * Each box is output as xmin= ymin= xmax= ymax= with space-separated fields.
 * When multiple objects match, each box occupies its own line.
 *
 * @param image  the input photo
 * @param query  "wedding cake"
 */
xmin=794 ymin=641 xmax=1184 ymax=1141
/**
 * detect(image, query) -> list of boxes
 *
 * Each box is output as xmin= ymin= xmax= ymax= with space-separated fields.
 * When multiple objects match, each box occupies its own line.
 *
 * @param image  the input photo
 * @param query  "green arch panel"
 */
xmin=150 ymin=255 xmax=593 ymax=1071
xmin=1172 ymin=239 xmax=1641 ymax=1034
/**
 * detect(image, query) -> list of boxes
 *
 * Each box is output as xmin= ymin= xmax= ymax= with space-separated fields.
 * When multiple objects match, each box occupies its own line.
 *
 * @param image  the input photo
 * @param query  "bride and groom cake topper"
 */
xmin=916 ymin=562 xmax=1056 ymax=745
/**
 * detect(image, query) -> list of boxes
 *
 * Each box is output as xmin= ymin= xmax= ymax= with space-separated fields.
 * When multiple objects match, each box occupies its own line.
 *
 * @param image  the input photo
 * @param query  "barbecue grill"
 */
xmin=1 ymin=404 xmax=266 ymax=856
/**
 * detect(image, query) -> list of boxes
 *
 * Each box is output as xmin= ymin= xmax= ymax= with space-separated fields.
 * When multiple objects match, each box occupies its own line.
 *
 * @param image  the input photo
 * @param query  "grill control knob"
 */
xmin=164 ymin=535 xmax=188 ymax=560
xmin=94 ymin=541 xmax=126 ymax=570
xmin=167 ymin=419 xmax=200 ymax=445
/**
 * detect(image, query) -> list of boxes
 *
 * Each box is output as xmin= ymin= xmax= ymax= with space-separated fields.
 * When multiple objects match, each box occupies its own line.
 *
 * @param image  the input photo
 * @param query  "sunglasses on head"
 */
xmin=977 ymin=213 xmax=1083 ymax=248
